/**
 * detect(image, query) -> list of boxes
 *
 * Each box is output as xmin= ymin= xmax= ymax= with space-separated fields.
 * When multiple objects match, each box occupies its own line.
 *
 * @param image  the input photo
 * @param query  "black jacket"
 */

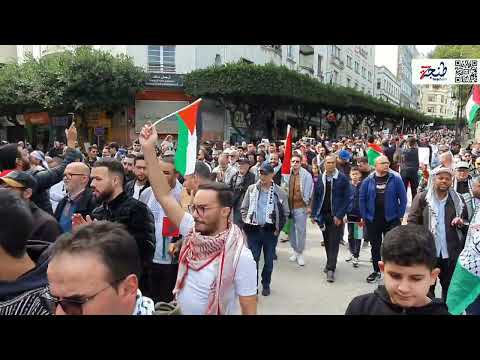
xmin=30 ymin=202 xmax=61 ymax=244
xmin=54 ymin=188 xmax=97 ymax=229
xmin=124 ymin=179 xmax=151 ymax=199
xmin=0 ymin=241 xmax=51 ymax=315
xmin=91 ymin=192 xmax=156 ymax=266
xmin=29 ymin=148 xmax=82 ymax=215
xmin=229 ymin=171 xmax=256 ymax=225
xmin=345 ymin=286 xmax=449 ymax=315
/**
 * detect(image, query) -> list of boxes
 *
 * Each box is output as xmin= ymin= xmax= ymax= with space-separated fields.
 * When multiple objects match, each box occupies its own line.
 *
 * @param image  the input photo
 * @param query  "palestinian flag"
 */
xmin=446 ymin=224 xmax=480 ymax=315
xmin=174 ymin=99 xmax=202 ymax=176
xmin=281 ymin=124 xmax=293 ymax=175
xmin=465 ymin=84 xmax=480 ymax=129
xmin=367 ymin=143 xmax=383 ymax=167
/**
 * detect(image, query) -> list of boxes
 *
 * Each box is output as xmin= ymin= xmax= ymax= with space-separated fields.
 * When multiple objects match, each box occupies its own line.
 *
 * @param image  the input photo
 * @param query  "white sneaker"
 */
xmin=289 ymin=253 xmax=297 ymax=262
xmin=345 ymin=255 xmax=353 ymax=262
xmin=297 ymin=254 xmax=305 ymax=266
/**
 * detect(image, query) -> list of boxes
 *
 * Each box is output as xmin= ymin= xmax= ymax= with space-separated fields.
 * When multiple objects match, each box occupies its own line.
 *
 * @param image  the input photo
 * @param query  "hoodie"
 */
xmin=0 ymin=241 xmax=52 ymax=315
xmin=345 ymin=285 xmax=449 ymax=315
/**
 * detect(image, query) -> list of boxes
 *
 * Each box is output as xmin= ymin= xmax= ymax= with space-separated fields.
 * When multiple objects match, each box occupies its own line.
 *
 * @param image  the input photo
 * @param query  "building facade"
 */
xmin=397 ymin=45 xmax=420 ymax=110
xmin=419 ymin=84 xmax=458 ymax=119
xmin=374 ymin=65 xmax=400 ymax=105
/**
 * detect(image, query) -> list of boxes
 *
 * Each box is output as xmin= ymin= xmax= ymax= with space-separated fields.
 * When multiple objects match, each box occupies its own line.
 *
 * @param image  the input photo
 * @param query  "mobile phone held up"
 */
xmin=67 ymin=112 xmax=75 ymax=128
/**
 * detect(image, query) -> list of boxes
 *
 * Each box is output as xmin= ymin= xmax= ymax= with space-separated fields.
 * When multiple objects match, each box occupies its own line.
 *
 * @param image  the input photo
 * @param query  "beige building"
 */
xmin=419 ymin=84 xmax=458 ymax=118
xmin=0 ymin=45 xmax=18 ymax=65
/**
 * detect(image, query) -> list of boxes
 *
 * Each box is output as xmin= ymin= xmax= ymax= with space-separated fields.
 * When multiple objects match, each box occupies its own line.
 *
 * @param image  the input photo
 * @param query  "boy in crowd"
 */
xmin=345 ymin=224 xmax=449 ymax=315
xmin=345 ymin=167 xmax=362 ymax=268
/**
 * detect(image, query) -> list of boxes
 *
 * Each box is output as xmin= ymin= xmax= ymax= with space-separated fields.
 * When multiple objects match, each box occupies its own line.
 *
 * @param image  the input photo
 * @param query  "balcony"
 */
xmin=298 ymin=65 xmax=314 ymax=76
xmin=330 ymin=55 xmax=344 ymax=70
xmin=261 ymin=45 xmax=282 ymax=66
xmin=147 ymin=64 xmax=176 ymax=74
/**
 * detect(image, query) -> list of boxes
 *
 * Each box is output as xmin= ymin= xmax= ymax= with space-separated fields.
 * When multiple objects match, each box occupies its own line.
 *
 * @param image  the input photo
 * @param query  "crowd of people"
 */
xmin=1 ymin=121 xmax=480 ymax=315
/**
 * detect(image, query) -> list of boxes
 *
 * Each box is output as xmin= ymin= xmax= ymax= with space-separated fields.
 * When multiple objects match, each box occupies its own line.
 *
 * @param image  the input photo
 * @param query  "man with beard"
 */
xmin=140 ymin=123 xmax=257 ymax=315
xmin=122 ymin=154 xmax=135 ymax=183
xmin=73 ymin=158 xmax=155 ymax=296
xmin=85 ymin=145 xmax=99 ymax=169
xmin=269 ymin=152 xmax=282 ymax=186
xmin=453 ymin=161 xmax=476 ymax=221
xmin=229 ymin=157 xmax=256 ymax=226
xmin=125 ymin=154 xmax=150 ymax=201
xmin=0 ymin=122 xmax=81 ymax=215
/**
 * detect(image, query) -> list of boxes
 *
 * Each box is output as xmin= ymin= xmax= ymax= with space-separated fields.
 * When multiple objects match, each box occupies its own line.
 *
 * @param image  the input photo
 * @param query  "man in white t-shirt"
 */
xmin=140 ymin=123 xmax=257 ymax=315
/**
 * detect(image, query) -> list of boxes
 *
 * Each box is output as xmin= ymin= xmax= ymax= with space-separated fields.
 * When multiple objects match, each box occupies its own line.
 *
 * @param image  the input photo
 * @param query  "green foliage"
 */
xmin=431 ymin=45 xmax=480 ymax=59
xmin=184 ymin=62 xmax=440 ymax=128
xmin=0 ymin=46 xmax=148 ymax=116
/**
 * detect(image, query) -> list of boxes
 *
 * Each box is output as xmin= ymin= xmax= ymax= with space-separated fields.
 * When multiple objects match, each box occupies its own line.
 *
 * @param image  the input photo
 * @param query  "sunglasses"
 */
xmin=42 ymin=277 xmax=125 ymax=315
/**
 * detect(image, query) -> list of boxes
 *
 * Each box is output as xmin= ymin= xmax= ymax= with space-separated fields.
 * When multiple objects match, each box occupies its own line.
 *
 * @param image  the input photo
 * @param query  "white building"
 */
xmin=374 ymin=65 xmax=400 ymax=105
xmin=419 ymin=84 xmax=458 ymax=119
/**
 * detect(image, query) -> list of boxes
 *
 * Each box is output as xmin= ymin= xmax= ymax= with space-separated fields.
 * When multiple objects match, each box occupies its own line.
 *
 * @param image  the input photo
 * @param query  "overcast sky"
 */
xmin=375 ymin=45 xmax=437 ymax=76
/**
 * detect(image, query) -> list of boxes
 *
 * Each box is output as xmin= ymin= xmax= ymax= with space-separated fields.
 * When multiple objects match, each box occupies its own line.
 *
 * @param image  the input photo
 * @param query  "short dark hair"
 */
xmin=125 ymin=154 xmax=135 ymax=160
xmin=291 ymin=153 xmax=302 ymax=161
xmin=109 ymin=142 xmax=119 ymax=151
xmin=382 ymin=224 xmax=437 ymax=270
xmin=0 ymin=143 xmax=20 ymax=171
xmin=197 ymin=182 xmax=233 ymax=208
xmin=0 ymin=189 xmax=34 ymax=258
xmin=194 ymin=160 xmax=211 ymax=180
xmin=408 ymin=137 xmax=417 ymax=147
xmin=52 ymin=221 xmax=141 ymax=282
xmin=88 ymin=145 xmax=98 ymax=151
xmin=357 ymin=156 xmax=369 ymax=165
xmin=368 ymin=135 xmax=375 ymax=144
xmin=103 ymin=146 xmax=111 ymax=151
xmin=134 ymin=154 xmax=145 ymax=165
xmin=350 ymin=166 xmax=360 ymax=173
xmin=93 ymin=158 xmax=125 ymax=185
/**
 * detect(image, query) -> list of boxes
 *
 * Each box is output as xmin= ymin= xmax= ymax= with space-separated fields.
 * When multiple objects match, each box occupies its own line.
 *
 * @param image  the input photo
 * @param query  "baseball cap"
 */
xmin=0 ymin=171 xmax=37 ymax=191
xmin=432 ymin=167 xmax=454 ymax=177
xmin=338 ymin=149 xmax=352 ymax=161
xmin=259 ymin=163 xmax=274 ymax=174
xmin=163 ymin=150 xmax=175 ymax=157
xmin=237 ymin=157 xmax=250 ymax=165
xmin=455 ymin=161 xmax=470 ymax=170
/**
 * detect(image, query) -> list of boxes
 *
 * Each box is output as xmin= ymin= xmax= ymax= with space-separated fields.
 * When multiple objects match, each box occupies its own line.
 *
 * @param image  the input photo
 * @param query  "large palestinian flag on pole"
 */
xmin=446 ymin=221 xmax=480 ymax=315
xmin=466 ymin=84 xmax=480 ymax=129
xmin=174 ymin=99 xmax=202 ymax=176
xmin=367 ymin=143 xmax=383 ymax=167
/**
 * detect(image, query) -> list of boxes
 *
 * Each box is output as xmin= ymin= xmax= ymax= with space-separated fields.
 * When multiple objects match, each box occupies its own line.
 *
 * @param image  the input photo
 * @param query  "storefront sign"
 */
xmin=24 ymin=112 xmax=50 ymax=125
xmin=146 ymin=73 xmax=184 ymax=88
xmin=51 ymin=116 xmax=69 ymax=127
xmin=94 ymin=127 xmax=106 ymax=136
xmin=88 ymin=117 xmax=111 ymax=128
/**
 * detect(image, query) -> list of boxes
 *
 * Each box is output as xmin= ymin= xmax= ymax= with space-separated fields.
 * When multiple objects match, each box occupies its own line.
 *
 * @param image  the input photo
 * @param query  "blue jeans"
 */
xmin=245 ymin=225 xmax=277 ymax=289
xmin=466 ymin=296 xmax=480 ymax=315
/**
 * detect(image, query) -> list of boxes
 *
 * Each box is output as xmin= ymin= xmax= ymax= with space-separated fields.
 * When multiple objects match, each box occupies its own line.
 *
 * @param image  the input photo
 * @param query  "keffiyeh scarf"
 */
xmin=173 ymin=223 xmax=246 ymax=315
xmin=245 ymin=180 xmax=275 ymax=225
xmin=133 ymin=290 xmax=155 ymax=315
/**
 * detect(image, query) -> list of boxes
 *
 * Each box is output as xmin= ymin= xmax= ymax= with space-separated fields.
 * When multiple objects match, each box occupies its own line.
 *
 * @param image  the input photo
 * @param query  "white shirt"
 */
xmin=133 ymin=182 xmax=143 ymax=200
xmin=177 ymin=213 xmax=257 ymax=315
xmin=49 ymin=181 xmax=66 ymax=212
xmin=142 ymin=181 xmax=183 ymax=264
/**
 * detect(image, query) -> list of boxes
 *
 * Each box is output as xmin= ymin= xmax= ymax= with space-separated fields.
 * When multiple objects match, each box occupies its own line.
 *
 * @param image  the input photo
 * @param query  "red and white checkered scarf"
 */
xmin=173 ymin=222 xmax=246 ymax=315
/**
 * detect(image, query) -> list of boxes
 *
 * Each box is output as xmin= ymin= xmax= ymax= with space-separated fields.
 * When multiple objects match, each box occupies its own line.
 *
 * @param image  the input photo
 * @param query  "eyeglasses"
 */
xmin=188 ymin=204 xmax=221 ymax=216
xmin=43 ymin=277 xmax=125 ymax=315
xmin=63 ymin=173 xmax=86 ymax=180
xmin=291 ymin=160 xmax=300 ymax=163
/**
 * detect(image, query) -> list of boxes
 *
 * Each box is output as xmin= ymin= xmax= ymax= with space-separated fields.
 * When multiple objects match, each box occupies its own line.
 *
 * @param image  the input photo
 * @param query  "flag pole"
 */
xmin=151 ymin=98 xmax=202 ymax=128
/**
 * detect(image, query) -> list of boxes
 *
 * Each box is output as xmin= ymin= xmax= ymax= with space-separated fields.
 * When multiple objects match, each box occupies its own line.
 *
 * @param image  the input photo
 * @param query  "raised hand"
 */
xmin=66 ymin=121 xmax=78 ymax=149
xmin=139 ymin=122 xmax=158 ymax=149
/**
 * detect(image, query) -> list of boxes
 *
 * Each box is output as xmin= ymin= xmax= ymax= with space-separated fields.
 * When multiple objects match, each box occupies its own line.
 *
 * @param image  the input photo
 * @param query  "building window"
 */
xmin=215 ymin=54 xmax=222 ymax=66
xmin=362 ymin=67 xmax=366 ymax=78
xmin=441 ymin=95 xmax=444 ymax=103
xmin=331 ymin=45 xmax=341 ymax=59
xmin=428 ymin=95 xmax=435 ymax=102
xmin=317 ymin=54 xmax=323 ymax=77
xmin=347 ymin=77 xmax=351 ymax=87
xmin=148 ymin=45 xmax=176 ymax=73
xmin=346 ymin=55 xmax=352 ymax=68
xmin=427 ymin=107 xmax=434 ymax=113
xmin=354 ymin=82 xmax=358 ymax=89
xmin=368 ymin=71 xmax=372 ymax=82
xmin=287 ymin=45 xmax=293 ymax=59
xmin=333 ymin=70 xmax=338 ymax=83
xmin=377 ymin=80 xmax=381 ymax=90
xmin=355 ymin=61 xmax=359 ymax=73
xmin=368 ymin=90 xmax=371 ymax=95
xmin=362 ymin=86 xmax=365 ymax=93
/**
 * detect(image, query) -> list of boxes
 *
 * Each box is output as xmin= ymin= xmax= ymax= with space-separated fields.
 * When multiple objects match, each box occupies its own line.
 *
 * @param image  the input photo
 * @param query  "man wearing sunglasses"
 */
xmin=46 ymin=221 xmax=155 ymax=315
xmin=140 ymin=123 xmax=257 ymax=315
xmin=54 ymin=162 xmax=96 ymax=234
xmin=0 ymin=189 xmax=51 ymax=315
xmin=0 ymin=171 xmax=61 ymax=244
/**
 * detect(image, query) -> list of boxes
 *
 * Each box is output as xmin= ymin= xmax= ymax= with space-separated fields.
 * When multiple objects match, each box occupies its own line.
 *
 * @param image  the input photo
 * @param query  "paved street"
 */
xmin=256 ymin=221 xmax=374 ymax=315
xmin=256 ymin=190 xmax=418 ymax=315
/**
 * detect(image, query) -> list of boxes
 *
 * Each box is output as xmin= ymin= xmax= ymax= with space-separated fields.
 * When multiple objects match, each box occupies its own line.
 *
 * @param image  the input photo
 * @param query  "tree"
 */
xmin=0 ymin=46 xmax=148 ymax=134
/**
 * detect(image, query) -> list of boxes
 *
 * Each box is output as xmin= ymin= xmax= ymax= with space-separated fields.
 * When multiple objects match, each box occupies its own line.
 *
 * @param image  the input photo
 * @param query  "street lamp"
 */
xmin=452 ymin=87 xmax=461 ymax=141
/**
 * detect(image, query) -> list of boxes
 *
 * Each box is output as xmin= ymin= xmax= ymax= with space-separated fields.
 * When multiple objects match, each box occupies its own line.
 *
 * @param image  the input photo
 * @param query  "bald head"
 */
xmin=64 ymin=162 xmax=90 ymax=195
xmin=374 ymin=156 xmax=390 ymax=176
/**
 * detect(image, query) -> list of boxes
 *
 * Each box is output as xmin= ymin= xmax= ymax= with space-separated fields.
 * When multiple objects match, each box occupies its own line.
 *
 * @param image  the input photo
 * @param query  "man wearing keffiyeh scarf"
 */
xmin=408 ymin=167 xmax=469 ymax=300
xmin=140 ymin=122 xmax=257 ymax=315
